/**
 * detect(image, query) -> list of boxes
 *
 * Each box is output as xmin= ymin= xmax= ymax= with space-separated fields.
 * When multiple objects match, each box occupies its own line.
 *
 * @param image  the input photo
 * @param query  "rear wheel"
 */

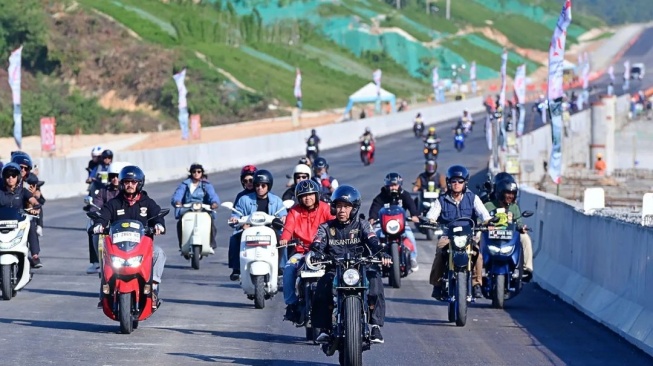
xmin=119 ymin=293 xmax=133 ymax=334
xmin=1 ymin=264 xmax=13 ymax=301
xmin=191 ymin=245 xmax=201 ymax=270
xmin=425 ymin=229 xmax=433 ymax=241
xmin=254 ymin=276 xmax=265 ymax=309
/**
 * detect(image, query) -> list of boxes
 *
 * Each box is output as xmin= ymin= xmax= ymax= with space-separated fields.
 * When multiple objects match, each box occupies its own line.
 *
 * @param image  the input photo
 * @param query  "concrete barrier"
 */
xmin=39 ymin=97 xmax=485 ymax=199
xmin=520 ymin=185 xmax=653 ymax=357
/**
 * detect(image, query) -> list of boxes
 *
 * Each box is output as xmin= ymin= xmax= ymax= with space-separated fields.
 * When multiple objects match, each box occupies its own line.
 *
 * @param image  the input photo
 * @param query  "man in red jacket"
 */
xmin=279 ymin=179 xmax=334 ymax=323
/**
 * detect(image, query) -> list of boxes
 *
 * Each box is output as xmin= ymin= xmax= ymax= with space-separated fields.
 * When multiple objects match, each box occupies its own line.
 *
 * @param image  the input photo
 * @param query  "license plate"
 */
xmin=488 ymin=229 xmax=513 ymax=240
xmin=422 ymin=191 xmax=439 ymax=199
xmin=112 ymin=231 xmax=141 ymax=243
xmin=245 ymin=235 xmax=271 ymax=242
xmin=300 ymin=269 xmax=325 ymax=278
xmin=0 ymin=220 xmax=18 ymax=229
xmin=307 ymin=146 xmax=316 ymax=151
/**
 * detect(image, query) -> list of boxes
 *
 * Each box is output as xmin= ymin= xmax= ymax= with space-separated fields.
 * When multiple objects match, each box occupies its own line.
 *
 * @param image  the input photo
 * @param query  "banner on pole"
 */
xmin=190 ymin=114 xmax=201 ymax=140
xmin=40 ymin=117 xmax=56 ymax=152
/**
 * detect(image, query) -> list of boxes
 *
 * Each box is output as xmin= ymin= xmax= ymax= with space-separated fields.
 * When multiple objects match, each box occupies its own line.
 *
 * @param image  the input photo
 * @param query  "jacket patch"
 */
xmin=140 ymin=207 xmax=148 ymax=217
xmin=117 ymin=209 xmax=125 ymax=216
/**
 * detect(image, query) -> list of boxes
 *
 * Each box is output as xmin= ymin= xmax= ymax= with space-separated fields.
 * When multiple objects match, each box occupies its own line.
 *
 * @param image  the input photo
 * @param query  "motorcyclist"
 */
xmin=310 ymin=185 xmax=392 ymax=344
xmin=171 ymin=163 xmax=220 ymax=251
xmin=368 ymin=173 xmax=420 ymax=271
xmin=459 ymin=109 xmax=474 ymax=132
xmin=10 ymin=153 xmax=43 ymax=268
xmin=85 ymin=162 xmax=127 ymax=274
xmin=311 ymin=157 xmax=339 ymax=200
xmin=227 ymin=169 xmax=288 ymax=281
xmin=89 ymin=149 xmax=114 ymax=183
xmin=279 ymin=179 xmax=334 ymax=323
xmin=86 ymin=146 xmax=103 ymax=183
xmin=0 ymin=163 xmax=43 ymax=268
xmin=91 ymin=165 xmax=167 ymax=309
xmin=424 ymin=126 xmax=439 ymax=141
xmin=484 ymin=176 xmax=533 ymax=281
xmin=235 ymin=165 xmax=257 ymax=203
xmin=25 ymin=172 xmax=45 ymax=237
xmin=414 ymin=113 xmax=425 ymax=133
xmin=426 ymin=165 xmax=492 ymax=299
xmin=298 ymin=156 xmax=312 ymax=168
xmin=306 ymin=129 xmax=321 ymax=157
xmin=282 ymin=163 xmax=312 ymax=202
xmin=359 ymin=126 xmax=375 ymax=143
xmin=412 ymin=160 xmax=446 ymax=194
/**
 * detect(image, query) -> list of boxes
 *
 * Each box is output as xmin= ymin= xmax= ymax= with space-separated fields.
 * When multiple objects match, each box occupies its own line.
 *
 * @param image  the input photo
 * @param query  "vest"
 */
xmin=437 ymin=191 xmax=477 ymax=226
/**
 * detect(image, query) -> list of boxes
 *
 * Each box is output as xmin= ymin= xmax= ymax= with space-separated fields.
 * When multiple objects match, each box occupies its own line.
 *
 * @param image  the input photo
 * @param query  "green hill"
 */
xmin=0 ymin=0 xmax=606 ymax=137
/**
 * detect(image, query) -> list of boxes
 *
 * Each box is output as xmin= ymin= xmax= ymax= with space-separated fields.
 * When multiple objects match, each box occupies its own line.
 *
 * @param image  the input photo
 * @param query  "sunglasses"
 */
xmin=450 ymin=179 xmax=465 ymax=184
xmin=4 ymin=173 xmax=18 ymax=178
xmin=255 ymin=183 xmax=268 ymax=188
xmin=295 ymin=174 xmax=309 ymax=179
xmin=242 ymin=178 xmax=253 ymax=184
xmin=109 ymin=174 xmax=119 ymax=179
xmin=122 ymin=180 xmax=138 ymax=186
xmin=20 ymin=165 xmax=30 ymax=171
xmin=192 ymin=170 xmax=203 ymax=174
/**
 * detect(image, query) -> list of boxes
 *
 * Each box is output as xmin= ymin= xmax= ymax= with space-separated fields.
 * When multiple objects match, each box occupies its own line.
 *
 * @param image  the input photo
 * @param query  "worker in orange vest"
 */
xmin=594 ymin=153 xmax=606 ymax=175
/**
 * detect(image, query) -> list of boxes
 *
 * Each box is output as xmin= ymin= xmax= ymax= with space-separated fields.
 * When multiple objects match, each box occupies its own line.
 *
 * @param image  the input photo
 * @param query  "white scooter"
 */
xmin=177 ymin=202 xmax=215 ymax=270
xmin=221 ymin=200 xmax=294 ymax=309
xmin=0 ymin=207 xmax=35 ymax=300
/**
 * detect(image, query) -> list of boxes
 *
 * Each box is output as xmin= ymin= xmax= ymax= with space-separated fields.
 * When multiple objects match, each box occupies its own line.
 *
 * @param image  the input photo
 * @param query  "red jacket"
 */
xmin=281 ymin=201 xmax=334 ymax=253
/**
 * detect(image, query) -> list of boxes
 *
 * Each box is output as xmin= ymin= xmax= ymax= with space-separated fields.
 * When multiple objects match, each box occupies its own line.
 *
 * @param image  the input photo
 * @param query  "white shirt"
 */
xmin=426 ymin=193 xmax=492 ymax=222
xmin=189 ymin=181 xmax=199 ymax=195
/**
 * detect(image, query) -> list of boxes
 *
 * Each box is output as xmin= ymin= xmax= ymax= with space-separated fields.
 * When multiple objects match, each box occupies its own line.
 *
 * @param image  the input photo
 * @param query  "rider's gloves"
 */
xmin=310 ymin=251 xmax=325 ymax=264
xmin=155 ymin=224 xmax=165 ymax=234
xmin=93 ymin=224 xmax=104 ymax=234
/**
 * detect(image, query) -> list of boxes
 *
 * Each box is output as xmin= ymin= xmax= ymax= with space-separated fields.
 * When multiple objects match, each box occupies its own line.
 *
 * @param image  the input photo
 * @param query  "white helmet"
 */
xmin=293 ymin=164 xmax=312 ymax=179
xmin=91 ymin=146 xmax=103 ymax=157
xmin=108 ymin=162 xmax=131 ymax=175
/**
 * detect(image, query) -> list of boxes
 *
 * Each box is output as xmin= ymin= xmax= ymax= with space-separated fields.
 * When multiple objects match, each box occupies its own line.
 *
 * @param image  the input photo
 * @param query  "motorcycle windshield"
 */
xmin=379 ymin=205 xmax=406 ymax=217
xmin=109 ymin=220 xmax=146 ymax=252
xmin=0 ymin=207 xmax=22 ymax=233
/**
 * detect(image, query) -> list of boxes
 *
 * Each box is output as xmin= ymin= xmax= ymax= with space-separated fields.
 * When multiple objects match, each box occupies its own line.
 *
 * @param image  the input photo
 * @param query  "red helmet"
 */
xmin=240 ymin=165 xmax=257 ymax=180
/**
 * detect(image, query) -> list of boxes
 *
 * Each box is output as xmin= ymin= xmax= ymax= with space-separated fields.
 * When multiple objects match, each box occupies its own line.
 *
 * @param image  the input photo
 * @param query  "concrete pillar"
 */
xmin=603 ymin=95 xmax=616 ymax=175
xmin=590 ymin=100 xmax=606 ymax=171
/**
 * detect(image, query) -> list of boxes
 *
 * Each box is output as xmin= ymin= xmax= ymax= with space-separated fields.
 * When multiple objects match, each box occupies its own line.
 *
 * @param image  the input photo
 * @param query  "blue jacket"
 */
xmin=437 ymin=191 xmax=477 ymax=226
xmin=231 ymin=192 xmax=287 ymax=219
xmin=89 ymin=163 xmax=110 ymax=180
xmin=171 ymin=178 xmax=220 ymax=219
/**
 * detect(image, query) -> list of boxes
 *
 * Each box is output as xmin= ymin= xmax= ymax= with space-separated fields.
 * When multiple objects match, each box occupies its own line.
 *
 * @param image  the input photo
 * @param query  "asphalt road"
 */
xmin=2 ymin=31 xmax=653 ymax=366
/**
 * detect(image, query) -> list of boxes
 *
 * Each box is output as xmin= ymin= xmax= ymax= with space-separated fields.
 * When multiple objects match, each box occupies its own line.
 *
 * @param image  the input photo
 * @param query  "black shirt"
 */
xmin=0 ymin=184 xmax=32 ymax=208
xmin=95 ymin=191 xmax=165 ymax=230
xmin=256 ymin=196 xmax=269 ymax=214
xmin=368 ymin=187 xmax=419 ymax=221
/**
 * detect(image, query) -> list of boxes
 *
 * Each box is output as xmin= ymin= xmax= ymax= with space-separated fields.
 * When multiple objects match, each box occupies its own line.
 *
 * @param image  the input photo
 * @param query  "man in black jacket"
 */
xmin=91 ymin=165 xmax=167 ymax=309
xmin=368 ymin=172 xmax=421 ymax=271
xmin=310 ymin=185 xmax=391 ymax=345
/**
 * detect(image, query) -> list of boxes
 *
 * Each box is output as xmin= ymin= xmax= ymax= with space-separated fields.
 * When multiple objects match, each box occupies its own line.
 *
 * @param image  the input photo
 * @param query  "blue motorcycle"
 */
xmin=454 ymin=128 xmax=465 ymax=152
xmin=480 ymin=210 xmax=533 ymax=308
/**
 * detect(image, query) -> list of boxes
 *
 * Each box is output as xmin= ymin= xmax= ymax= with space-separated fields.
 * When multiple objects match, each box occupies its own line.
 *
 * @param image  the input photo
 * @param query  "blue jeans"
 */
xmin=283 ymin=253 xmax=304 ymax=305
xmin=375 ymin=225 xmax=417 ymax=260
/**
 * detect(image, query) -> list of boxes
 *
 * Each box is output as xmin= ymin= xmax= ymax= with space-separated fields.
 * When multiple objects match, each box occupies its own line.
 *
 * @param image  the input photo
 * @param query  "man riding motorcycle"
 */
xmin=282 ymin=164 xmax=312 ymax=202
xmin=424 ymin=126 xmax=439 ymax=141
xmin=484 ymin=176 xmax=533 ymax=281
xmin=228 ymin=169 xmax=288 ymax=280
xmin=306 ymin=129 xmax=321 ymax=159
xmin=368 ymin=173 xmax=420 ymax=271
xmin=10 ymin=153 xmax=43 ymax=268
xmin=426 ymin=165 xmax=492 ymax=299
xmin=311 ymin=157 xmax=339 ymax=200
xmin=86 ymin=162 xmax=127 ymax=274
xmin=413 ymin=113 xmax=425 ymax=135
xmin=0 ymin=163 xmax=43 ymax=268
xmin=171 ymin=163 xmax=220 ymax=251
xmin=86 ymin=146 xmax=103 ymax=183
xmin=89 ymin=150 xmax=114 ymax=183
xmin=310 ymin=185 xmax=392 ymax=344
xmin=279 ymin=179 xmax=334 ymax=323
xmin=412 ymin=160 xmax=447 ymax=194
xmin=91 ymin=165 xmax=167 ymax=309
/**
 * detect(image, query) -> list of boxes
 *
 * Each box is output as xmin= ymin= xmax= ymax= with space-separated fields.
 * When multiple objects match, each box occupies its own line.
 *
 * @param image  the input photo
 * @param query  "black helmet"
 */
xmin=330 ymin=185 xmax=361 ymax=220
xmin=253 ymin=169 xmax=274 ymax=190
xmin=11 ymin=152 xmax=32 ymax=170
xmin=446 ymin=165 xmax=469 ymax=190
xmin=1 ymin=162 xmax=22 ymax=182
xmin=189 ymin=163 xmax=204 ymax=173
xmin=295 ymin=179 xmax=319 ymax=202
xmin=101 ymin=150 xmax=114 ymax=160
xmin=493 ymin=172 xmax=515 ymax=185
xmin=384 ymin=172 xmax=403 ymax=192
xmin=495 ymin=179 xmax=519 ymax=203
xmin=119 ymin=165 xmax=145 ymax=193
xmin=314 ymin=157 xmax=328 ymax=170
xmin=425 ymin=160 xmax=437 ymax=174
xmin=311 ymin=129 xmax=316 ymax=135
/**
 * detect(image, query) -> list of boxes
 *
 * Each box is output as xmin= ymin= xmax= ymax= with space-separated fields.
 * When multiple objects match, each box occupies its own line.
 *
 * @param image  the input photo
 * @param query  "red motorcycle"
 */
xmin=360 ymin=138 xmax=375 ymax=166
xmin=377 ymin=203 xmax=414 ymax=288
xmin=88 ymin=209 xmax=169 ymax=334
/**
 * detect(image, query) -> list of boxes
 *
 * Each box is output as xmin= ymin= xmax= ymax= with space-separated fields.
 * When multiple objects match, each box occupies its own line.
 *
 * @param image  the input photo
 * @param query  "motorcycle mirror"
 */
xmin=282 ymin=199 xmax=295 ymax=209
xmin=490 ymin=216 xmax=501 ymax=223
xmin=521 ymin=210 xmax=534 ymax=218
xmin=359 ymin=213 xmax=366 ymax=220
xmin=84 ymin=196 xmax=93 ymax=205
xmin=285 ymin=174 xmax=292 ymax=179
xmin=423 ymin=202 xmax=431 ymax=208
xmin=221 ymin=201 xmax=244 ymax=216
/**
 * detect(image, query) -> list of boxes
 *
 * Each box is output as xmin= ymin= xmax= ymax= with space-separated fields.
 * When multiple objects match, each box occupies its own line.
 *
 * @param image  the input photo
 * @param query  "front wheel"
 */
xmin=455 ymin=271 xmax=468 ymax=327
xmin=342 ymin=296 xmax=363 ymax=366
xmin=425 ymin=229 xmax=433 ymax=241
xmin=360 ymin=151 xmax=370 ymax=166
xmin=254 ymin=275 xmax=265 ymax=309
xmin=390 ymin=243 xmax=401 ymax=288
xmin=1 ymin=264 xmax=13 ymax=301
xmin=191 ymin=245 xmax=201 ymax=270
xmin=492 ymin=274 xmax=506 ymax=309
xmin=119 ymin=293 xmax=133 ymax=334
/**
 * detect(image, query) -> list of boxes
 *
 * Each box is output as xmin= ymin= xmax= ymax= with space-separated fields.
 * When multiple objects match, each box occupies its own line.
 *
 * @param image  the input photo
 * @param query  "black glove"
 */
xmin=380 ymin=253 xmax=391 ymax=261
xmin=310 ymin=251 xmax=325 ymax=264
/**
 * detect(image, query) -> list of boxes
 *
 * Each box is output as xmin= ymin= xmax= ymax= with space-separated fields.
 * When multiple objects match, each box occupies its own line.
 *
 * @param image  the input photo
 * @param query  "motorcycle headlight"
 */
xmin=111 ymin=255 xmax=144 ymax=268
xmin=423 ymin=148 xmax=428 ymax=154
xmin=360 ymin=146 xmax=366 ymax=150
xmin=385 ymin=219 xmax=401 ymax=235
xmin=192 ymin=202 xmax=202 ymax=211
xmin=499 ymin=245 xmax=515 ymax=255
xmin=0 ymin=229 xmax=25 ymax=250
xmin=342 ymin=269 xmax=360 ymax=286
xmin=453 ymin=235 xmax=468 ymax=249
xmin=488 ymin=245 xmax=500 ymax=255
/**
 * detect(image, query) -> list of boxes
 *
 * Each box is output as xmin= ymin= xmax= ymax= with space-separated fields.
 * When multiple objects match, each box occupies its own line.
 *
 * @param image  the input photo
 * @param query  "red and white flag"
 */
xmin=514 ymin=64 xmax=526 ymax=104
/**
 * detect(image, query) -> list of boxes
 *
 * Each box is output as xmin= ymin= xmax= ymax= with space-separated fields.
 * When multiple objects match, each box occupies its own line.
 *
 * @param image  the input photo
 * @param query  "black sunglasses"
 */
xmin=192 ymin=169 xmax=203 ymax=174
xmin=255 ymin=183 xmax=268 ymax=188
xmin=4 ymin=173 xmax=18 ymax=178
xmin=295 ymin=174 xmax=309 ymax=179
xmin=242 ymin=178 xmax=253 ymax=183
xmin=450 ymin=178 xmax=465 ymax=184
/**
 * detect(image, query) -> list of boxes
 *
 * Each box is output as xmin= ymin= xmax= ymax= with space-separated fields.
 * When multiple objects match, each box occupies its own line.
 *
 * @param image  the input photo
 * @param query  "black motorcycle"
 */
xmin=296 ymin=251 xmax=326 ymax=343
xmin=412 ymin=186 xmax=442 ymax=240
xmin=413 ymin=121 xmax=424 ymax=137
xmin=423 ymin=136 xmax=440 ymax=160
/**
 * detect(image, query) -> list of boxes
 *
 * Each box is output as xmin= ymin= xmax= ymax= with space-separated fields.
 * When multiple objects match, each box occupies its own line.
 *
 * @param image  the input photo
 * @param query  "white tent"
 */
xmin=344 ymin=82 xmax=396 ymax=116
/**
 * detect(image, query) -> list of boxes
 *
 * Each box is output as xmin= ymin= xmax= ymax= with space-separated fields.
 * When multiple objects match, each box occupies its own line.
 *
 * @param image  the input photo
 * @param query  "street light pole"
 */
xmin=446 ymin=0 xmax=451 ymax=20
